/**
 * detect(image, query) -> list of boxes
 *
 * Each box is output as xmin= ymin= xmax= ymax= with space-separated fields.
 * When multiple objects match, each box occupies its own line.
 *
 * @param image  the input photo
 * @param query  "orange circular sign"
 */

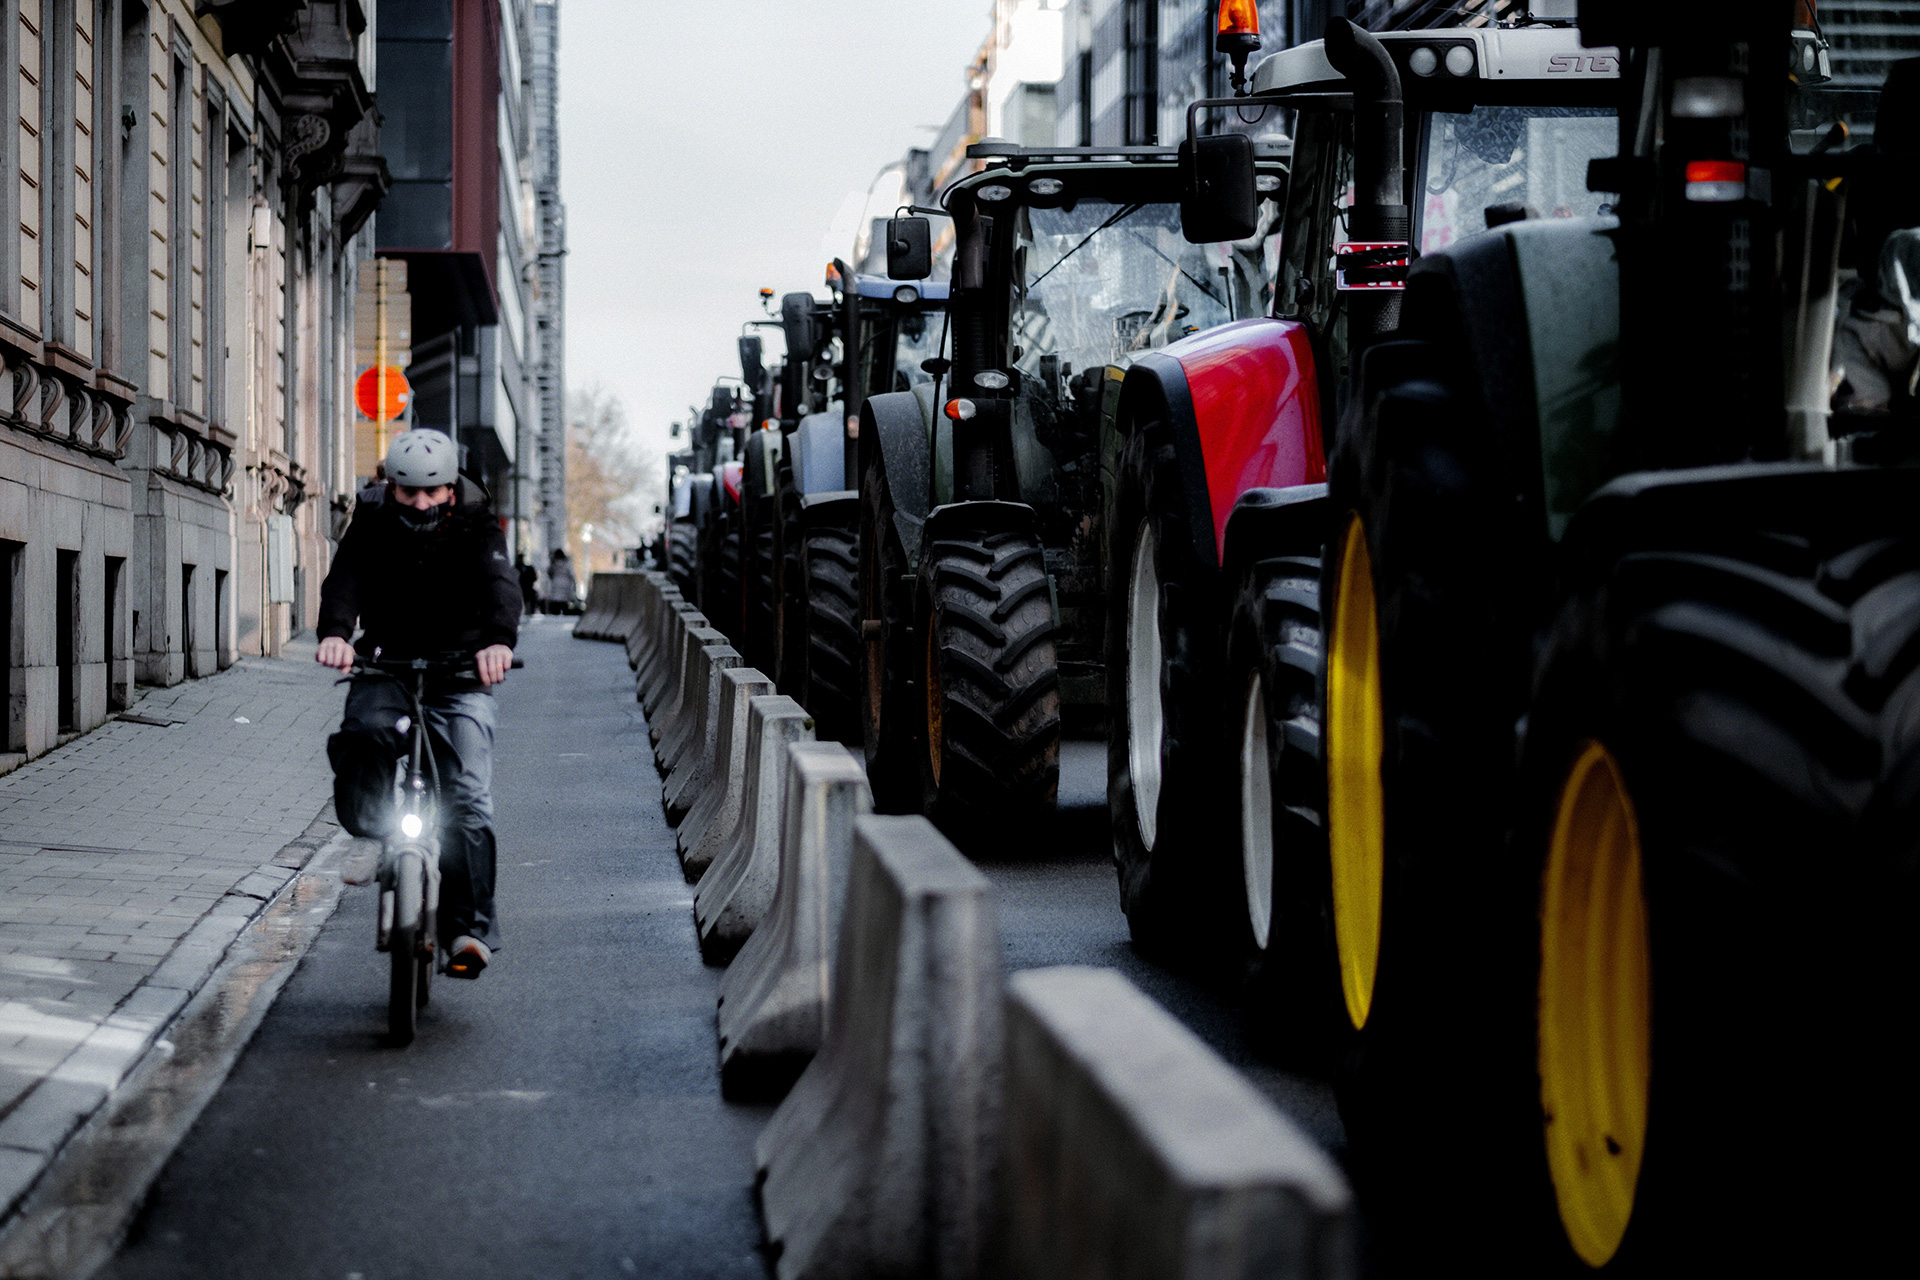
xmin=354 ymin=366 xmax=411 ymax=421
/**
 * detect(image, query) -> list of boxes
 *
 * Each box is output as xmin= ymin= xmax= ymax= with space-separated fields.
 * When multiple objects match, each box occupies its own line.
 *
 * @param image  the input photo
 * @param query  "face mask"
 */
xmin=394 ymin=499 xmax=453 ymax=532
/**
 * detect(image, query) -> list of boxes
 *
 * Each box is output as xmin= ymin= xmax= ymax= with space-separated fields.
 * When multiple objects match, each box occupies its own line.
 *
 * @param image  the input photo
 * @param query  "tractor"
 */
xmin=867 ymin=142 xmax=1288 ymax=826
xmin=1108 ymin=8 xmax=1623 ymax=969
xmin=767 ymin=267 xmax=950 ymax=746
xmin=1210 ymin=1 xmax=1916 ymax=1271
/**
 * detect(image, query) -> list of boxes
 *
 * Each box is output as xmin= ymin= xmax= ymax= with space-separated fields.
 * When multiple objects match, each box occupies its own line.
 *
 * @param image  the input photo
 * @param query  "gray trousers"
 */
xmin=341 ymin=678 xmax=501 ymax=949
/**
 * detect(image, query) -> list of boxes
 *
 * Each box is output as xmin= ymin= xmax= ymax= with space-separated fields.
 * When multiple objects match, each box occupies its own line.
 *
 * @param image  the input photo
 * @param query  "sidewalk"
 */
xmin=0 ymin=640 xmax=345 ymax=1223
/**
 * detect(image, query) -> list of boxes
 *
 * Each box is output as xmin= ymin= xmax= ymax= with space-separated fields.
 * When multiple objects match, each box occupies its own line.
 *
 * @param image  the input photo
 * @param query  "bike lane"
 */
xmin=96 ymin=620 xmax=774 ymax=1280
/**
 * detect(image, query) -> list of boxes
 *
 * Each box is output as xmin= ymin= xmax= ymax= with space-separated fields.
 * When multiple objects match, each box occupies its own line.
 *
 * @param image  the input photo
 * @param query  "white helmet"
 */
xmin=385 ymin=429 xmax=458 ymax=487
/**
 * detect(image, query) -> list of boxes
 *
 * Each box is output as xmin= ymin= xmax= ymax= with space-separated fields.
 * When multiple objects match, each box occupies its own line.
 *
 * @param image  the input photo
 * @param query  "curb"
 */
xmin=0 ymin=813 xmax=349 ymax=1278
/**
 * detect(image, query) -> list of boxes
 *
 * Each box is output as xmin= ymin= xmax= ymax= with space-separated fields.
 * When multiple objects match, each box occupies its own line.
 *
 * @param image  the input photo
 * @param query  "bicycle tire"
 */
xmin=389 ymin=924 xmax=417 ymax=1045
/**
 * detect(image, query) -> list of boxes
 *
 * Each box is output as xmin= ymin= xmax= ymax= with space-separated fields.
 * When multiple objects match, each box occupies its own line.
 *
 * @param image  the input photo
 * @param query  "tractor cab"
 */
xmin=1250 ymin=22 xmax=1622 ymax=406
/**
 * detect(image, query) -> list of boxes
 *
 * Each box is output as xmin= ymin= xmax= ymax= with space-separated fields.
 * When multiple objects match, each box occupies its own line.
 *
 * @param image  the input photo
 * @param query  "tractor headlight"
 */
xmin=1408 ymin=47 xmax=1438 ymax=77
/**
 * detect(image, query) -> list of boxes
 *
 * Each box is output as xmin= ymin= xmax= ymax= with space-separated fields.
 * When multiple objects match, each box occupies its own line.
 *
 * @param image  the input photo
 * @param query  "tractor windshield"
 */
xmin=1417 ymin=106 xmax=1617 ymax=254
xmin=1011 ymin=198 xmax=1280 ymax=382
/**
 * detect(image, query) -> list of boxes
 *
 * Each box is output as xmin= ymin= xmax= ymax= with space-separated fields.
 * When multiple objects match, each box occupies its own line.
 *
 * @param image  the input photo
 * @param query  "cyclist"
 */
xmin=316 ymin=429 xmax=520 ymax=978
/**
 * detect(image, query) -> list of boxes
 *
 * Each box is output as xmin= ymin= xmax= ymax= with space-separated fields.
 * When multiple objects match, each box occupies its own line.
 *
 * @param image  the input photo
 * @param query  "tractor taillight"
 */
xmin=944 ymin=399 xmax=977 ymax=421
xmin=1684 ymin=160 xmax=1747 ymax=202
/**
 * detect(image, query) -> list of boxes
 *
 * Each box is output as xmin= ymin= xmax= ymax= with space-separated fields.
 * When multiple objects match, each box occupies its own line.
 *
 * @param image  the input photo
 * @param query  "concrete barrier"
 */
xmin=755 ymin=815 xmax=1000 ymax=1280
xmin=660 ymin=638 xmax=738 ymax=800
xmin=717 ymin=741 xmax=870 ymax=1100
xmin=678 ymin=666 xmax=776 ymax=871
xmin=996 ymin=966 xmax=1354 ymax=1280
xmin=690 ymin=695 xmax=812 ymax=925
xmin=625 ymin=574 xmax=663 ymax=667
xmin=656 ymin=624 xmax=726 ymax=769
xmin=642 ymin=602 xmax=699 ymax=720
xmin=606 ymin=573 xmax=642 ymax=646
xmin=663 ymin=642 xmax=747 ymax=823
xmin=576 ymin=572 xmax=619 ymax=639
xmin=630 ymin=577 xmax=676 ymax=680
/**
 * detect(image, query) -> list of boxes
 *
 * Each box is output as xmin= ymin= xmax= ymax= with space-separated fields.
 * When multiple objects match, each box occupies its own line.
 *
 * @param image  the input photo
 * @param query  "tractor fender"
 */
xmin=797 ymin=490 xmax=859 ymax=532
xmin=919 ymin=500 xmax=1040 ymax=571
xmin=1120 ymin=318 xmax=1328 ymax=571
xmin=863 ymin=389 xmax=935 ymax=563
xmin=1220 ymin=483 xmax=1331 ymax=581
xmin=685 ymin=471 xmax=714 ymax=526
xmin=792 ymin=405 xmax=847 ymax=496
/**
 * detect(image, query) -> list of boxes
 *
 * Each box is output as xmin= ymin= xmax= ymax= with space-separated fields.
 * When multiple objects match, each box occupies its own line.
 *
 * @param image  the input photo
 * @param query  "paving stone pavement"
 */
xmin=0 ymin=638 xmax=347 ymax=1221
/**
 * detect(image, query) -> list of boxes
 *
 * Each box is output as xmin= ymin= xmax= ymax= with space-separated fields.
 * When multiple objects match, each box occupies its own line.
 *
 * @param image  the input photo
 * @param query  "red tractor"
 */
xmin=1109 ymin=15 xmax=1622 ymax=983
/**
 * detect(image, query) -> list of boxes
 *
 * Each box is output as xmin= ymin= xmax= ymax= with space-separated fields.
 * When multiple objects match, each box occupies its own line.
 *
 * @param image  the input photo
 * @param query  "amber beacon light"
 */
xmin=1217 ymin=0 xmax=1261 ymax=94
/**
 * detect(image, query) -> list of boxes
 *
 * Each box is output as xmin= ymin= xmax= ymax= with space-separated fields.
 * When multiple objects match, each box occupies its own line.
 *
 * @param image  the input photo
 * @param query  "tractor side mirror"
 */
xmin=738 ymin=335 xmax=764 ymax=388
xmin=886 ymin=216 xmax=932 ymax=280
xmin=781 ymin=292 xmax=816 ymax=364
xmin=1179 ymin=132 xmax=1259 ymax=244
xmin=669 ymin=421 xmax=682 ymax=439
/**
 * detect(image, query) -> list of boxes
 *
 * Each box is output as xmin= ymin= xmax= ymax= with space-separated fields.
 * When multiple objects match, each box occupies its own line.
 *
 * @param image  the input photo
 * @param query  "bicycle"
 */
xmin=342 ymin=651 xmax=518 ymax=1045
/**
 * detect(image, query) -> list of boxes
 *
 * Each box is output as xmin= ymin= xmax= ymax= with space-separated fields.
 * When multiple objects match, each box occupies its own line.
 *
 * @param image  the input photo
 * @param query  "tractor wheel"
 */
xmin=858 ymin=452 xmax=920 ymax=811
xmin=1106 ymin=421 xmax=1233 ymax=958
xmin=717 ymin=520 xmax=743 ymax=645
xmin=1228 ymin=551 xmax=1343 ymax=1063
xmin=744 ymin=499 xmax=777 ymax=672
xmin=919 ymin=527 xmax=1060 ymax=824
xmin=772 ymin=460 xmax=806 ymax=696
xmin=801 ymin=520 xmax=861 ymax=746
xmin=1319 ymin=333 xmax=1553 ymax=1270
xmin=1505 ymin=536 xmax=1915 ymax=1274
xmin=668 ymin=522 xmax=697 ymax=596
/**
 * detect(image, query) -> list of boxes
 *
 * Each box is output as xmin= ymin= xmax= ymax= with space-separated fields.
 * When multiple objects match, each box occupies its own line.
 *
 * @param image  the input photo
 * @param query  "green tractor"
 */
xmin=1225 ymin=3 xmax=1915 ymax=1270
xmin=864 ymin=142 xmax=1287 ymax=826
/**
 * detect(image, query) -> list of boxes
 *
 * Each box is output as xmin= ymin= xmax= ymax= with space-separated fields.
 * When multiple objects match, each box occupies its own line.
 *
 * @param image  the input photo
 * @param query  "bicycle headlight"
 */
xmin=400 ymin=813 xmax=424 ymax=839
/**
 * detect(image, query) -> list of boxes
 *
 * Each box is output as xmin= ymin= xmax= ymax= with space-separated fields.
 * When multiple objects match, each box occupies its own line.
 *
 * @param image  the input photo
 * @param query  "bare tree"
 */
xmin=565 ymin=385 xmax=658 ymax=573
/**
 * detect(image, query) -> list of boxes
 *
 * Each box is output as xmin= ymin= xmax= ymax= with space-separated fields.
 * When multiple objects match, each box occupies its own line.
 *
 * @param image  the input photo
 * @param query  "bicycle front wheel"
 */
xmin=387 ymin=856 xmax=423 ymax=1045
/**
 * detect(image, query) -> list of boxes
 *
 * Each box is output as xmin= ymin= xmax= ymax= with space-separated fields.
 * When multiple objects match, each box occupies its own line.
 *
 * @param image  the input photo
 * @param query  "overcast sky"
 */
xmin=557 ymin=1 xmax=992 ymax=468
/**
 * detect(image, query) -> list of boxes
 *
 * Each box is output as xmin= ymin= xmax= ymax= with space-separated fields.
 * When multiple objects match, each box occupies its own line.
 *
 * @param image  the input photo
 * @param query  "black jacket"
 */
xmin=318 ymin=500 xmax=521 ymax=658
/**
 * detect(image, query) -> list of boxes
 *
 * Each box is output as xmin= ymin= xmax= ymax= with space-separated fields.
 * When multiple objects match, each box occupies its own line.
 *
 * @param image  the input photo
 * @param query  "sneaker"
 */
xmin=447 ymin=936 xmax=491 ymax=979
xmin=342 ymin=837 xmax=381 ymax=886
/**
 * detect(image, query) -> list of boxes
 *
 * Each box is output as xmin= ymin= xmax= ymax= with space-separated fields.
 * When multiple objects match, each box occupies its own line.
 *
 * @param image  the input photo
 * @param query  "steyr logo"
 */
xmin=1549 ymin=54 xmax=1620 ymax=74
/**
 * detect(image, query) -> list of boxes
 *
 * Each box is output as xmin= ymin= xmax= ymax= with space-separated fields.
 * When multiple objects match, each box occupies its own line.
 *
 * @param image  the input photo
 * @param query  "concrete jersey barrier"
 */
xmin=655 ymin=624 xmax=725 ymax=771
xmin=678 ymin=666 xmax=776 ymax=872
xmin=642 ymin=602 xmax=699 ymax=719
xmin=997 ymin=966 xmax=1355 ymax=1280
xmin=690 ymin=696 xmax=813 ymax=936
xmin=717 ymin=741 xmax=870 ymax=1100
xmin=663 ymin=642 xmax=747 ymax=823
xmin=575 ymin=573 xmax=618 ymax=639
xmin=661 ymin=639 xmax=738 ymax=808
xmin=755 ymin=814 xmax=1001 ymax=1280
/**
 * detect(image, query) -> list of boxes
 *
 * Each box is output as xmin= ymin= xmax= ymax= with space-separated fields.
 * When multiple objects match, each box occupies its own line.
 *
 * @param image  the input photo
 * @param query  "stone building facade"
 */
xmin=0 ymin=0 xmax=384 ymax=766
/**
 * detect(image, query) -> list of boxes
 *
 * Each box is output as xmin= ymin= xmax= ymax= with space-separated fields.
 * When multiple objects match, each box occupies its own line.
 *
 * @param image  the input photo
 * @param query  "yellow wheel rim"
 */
xmin=1539 ymin=740 xmax=1651 ymax=1269
xmin=1326 ymin=514 xmax=1385 ymax=1030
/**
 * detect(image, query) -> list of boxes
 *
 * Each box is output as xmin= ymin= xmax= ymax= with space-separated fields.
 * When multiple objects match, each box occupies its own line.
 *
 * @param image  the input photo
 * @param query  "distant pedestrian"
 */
xmin=356 ymin=463 xmax=387 ymax=513
xmin=544 ymin=548 xmax=576 ymax=614
xmin=516 ymin=556 xmax=540 ymax=617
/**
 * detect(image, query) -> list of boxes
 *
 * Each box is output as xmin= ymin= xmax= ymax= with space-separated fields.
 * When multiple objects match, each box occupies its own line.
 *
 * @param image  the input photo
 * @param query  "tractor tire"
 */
xmin=717 ymin=522 xmax=743 ymax=645
xmin=919 ymin=526 xmax=1060 ymax=828
xmin=858 ymin=452 xmax=920 ymax=811
xmin=1228 ymin=551 xmax=1343 ymax=1065
xmin=744 ymin=503 xmax=776 ymax=671
xmin=800 ymin=520 xmax=861 ymax=746
xmin=1320 ymin=333 xmax=1557 ymax=1271
xmin=668 ymin=523 xmax=697 ymax=597
xmin=772 ymin=460 xmax=807 ymax=697
xmin=1106 ymin=421 xmax=1234 ymax=958
xmin=1502 ymin=536 xmax=1919 ymax=1275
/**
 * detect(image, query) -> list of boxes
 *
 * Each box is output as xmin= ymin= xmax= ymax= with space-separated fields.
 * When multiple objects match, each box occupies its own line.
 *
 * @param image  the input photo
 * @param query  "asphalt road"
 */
xmin=98 ymin=620 xmax=1342 ymax=1279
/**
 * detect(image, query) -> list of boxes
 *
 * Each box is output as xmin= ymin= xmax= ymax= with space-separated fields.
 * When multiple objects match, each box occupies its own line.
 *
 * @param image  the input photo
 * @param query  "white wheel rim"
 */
xmin=1126 ymin=521 xmax=1165 ymax=850
xmin=1240 ymin=667 xmax=1274 ymax=952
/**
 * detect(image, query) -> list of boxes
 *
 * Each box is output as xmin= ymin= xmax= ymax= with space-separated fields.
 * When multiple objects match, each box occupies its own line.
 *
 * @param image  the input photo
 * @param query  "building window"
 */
xmin=104 ymin=553 xmax=125 ymax=710
xmin=1 ymin=540 xmax=21 ymax=752
xmin=203 ymin=93 xmax=226 ymax=429
xmin=55 ymin=547 xmax=76 ymax=731
xmin=1123 ymin=0 xmax=1159 ymax=146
